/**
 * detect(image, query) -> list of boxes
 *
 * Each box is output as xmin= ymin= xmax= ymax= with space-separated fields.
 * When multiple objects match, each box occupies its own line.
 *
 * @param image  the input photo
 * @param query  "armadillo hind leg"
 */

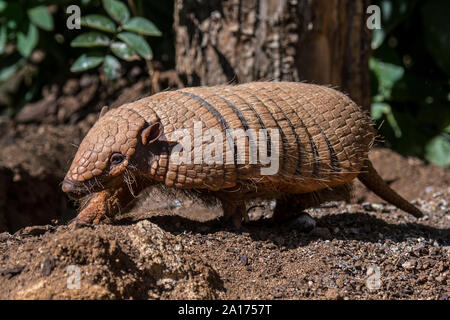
xmin=272 ymin=195 xmax=303 ymax=222
xmin=272 ymin=183 xmax=353 ymax=221
xmin=271 ymin=196 xmax=316 ymax=232
xmin=357 ymin=159 xmax=423 ymax=218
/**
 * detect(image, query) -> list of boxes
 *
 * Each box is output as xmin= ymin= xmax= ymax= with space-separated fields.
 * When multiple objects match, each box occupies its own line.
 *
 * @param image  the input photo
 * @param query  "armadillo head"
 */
xmin=62 ymin=107 xmax=163 ymax=199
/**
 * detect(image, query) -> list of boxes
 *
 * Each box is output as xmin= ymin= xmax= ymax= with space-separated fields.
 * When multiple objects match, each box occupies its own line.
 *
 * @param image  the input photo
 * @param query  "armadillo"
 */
xmin=62 ymin=82 xmax=422 ymax=226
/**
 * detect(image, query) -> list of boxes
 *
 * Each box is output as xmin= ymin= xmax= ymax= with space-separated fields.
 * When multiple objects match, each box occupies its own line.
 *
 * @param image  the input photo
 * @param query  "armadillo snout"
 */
xmin=62 ymin=178 xmax=89 ymax=200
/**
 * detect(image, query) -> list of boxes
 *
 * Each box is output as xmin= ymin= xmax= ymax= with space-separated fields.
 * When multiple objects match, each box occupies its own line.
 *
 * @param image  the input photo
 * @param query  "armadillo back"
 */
xmin=121 ymin=82 xmax=375 ymax=193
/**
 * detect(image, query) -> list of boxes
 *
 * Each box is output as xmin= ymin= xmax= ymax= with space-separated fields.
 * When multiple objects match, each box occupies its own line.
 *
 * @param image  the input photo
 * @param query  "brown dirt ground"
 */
xmin=0 ymin=75 xmax=448 ymax=299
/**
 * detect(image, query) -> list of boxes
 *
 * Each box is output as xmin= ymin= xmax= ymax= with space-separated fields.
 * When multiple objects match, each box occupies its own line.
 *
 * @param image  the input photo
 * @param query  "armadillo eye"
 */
xmin=110 ymin=153 xmax=125 ymax=165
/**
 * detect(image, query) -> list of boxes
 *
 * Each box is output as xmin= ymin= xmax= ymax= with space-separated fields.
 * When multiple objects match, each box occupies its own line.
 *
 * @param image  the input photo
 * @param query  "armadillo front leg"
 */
xmin=71 ymin=190 xmax=110 ymax=226
xmin=70 ymin=186 xmax=134 ymax=226
xmin=215 ymin=192 xmax=249 ymax=228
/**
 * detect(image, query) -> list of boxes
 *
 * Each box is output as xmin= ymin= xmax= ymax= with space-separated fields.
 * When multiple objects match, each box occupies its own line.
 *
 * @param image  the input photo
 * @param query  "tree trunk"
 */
xmin=175 ymin=0 xmax=372 ymax=109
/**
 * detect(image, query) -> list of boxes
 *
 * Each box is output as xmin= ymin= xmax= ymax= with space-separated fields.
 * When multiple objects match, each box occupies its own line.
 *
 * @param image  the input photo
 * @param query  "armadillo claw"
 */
xmin=68 ymin=216 xmax=95 ymax=230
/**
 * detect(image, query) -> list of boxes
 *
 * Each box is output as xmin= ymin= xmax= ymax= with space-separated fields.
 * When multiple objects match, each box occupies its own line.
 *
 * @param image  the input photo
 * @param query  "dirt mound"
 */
xmin=0 ymin=221 xmax=222 ymax=299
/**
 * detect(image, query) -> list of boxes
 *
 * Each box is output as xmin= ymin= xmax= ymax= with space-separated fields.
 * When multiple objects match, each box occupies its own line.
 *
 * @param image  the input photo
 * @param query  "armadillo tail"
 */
xmin=357 ymin=159 xmax=423 ymax=218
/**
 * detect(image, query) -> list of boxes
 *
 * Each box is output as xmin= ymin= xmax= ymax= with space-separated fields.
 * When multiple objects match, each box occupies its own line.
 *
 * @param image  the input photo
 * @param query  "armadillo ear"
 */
xmin=141 ymin=122 xmax=163 ymax=145
xmin=99 ymin=106 xmax=109 ymax=119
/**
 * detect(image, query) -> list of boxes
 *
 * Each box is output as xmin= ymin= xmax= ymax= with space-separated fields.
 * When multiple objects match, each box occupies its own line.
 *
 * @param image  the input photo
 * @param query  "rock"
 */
xmin=425 ymin=186 xmax=434 ymax=193
xmin=15 ymin=225 xmax=54 ymax=237
xmin=62 ymin=79 xmax=80 ymax=95
xmin=362 ymin=202 xmax=389 ymax=212
xmin=362 ymin=202 xmax=375 ymax=211
xmin=325 ymin=288 xmax=342 ymax=300
xmin=0 ymin=232 xmax=10 ymax=242
xmin=371 ymin=203 xmax=385 ymax=211
xmin=289 ymin=212 xmax=316 ymax=232
xmin=41 ymin=257 xmax=55 ymax=276
xmin=0 ymin=265 xmax=25 ymax=279
xmin=79 ymin=74 xmax=95 ymax=88
xmin=432 ymin=192 xmax=443 ymax=198
xmin=15 ymin=99 xmax=57 ymax=123
xmin=402 ymin=260 xmax=417 ymax=270
xmin=240 ymin=255 xmax=249 ymax=266
xmin=435 ymin=274 xmax=447 ymax=284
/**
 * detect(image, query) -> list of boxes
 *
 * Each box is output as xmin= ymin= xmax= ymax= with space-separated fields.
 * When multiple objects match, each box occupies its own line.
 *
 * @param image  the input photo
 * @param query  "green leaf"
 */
xmin=17 ymin=22 xmax=39 ymax=58
xmin=0 ymin=1 xmax=7 ymax=13
xmin=371 ymin=29 xmax=385 ymax=50
xmin=71 ymin=53 xmax=104 ymax=72
xmin=370 ymin=57 xmax=404 ymax=101
xmin=371 ymin=102 xmax=402 ymax=138
xmin=425 ymin=135 xmax=450 ymax=167
xmin=123 ymin=17 xmax=162 ymax=36
xmin=371 ymin=102 xmax=390 ymax=121
xmin=0 ymin=25 xmax=6 ymax=55
xmin=71 ymin=32 xmax=110 ymax=47
xmin=0 ymin=58 xmax=26 ymax=82
xmin=103 ymin=54 xmax=121 ymax=80
xmin=117 ymin=32 xmax=152 ymax=60
xmin=81 ymin=14 xmax=116 ymax=33
xmin=110 ymin=41 xmax=138 ymax=61
xmin=102 ymin=0 xmax=130 ymax=24
xmin=27 ymin=6 xmax=54 ymax=31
